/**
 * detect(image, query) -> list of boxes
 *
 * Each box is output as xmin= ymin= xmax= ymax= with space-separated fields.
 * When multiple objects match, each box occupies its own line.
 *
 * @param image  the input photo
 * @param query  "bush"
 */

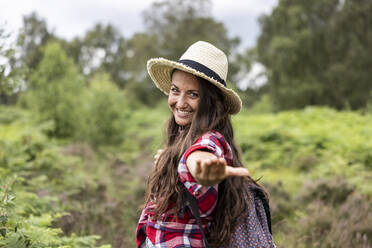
xmin=79 ymin=73 xmax=131 ymax=147
xmin=299 ymin=178 xmax=355 ymax=206
xmin=0 ymin=109 xmax=110 ymax=247
xmin=288 ymin=190 xmax=371 ymax=248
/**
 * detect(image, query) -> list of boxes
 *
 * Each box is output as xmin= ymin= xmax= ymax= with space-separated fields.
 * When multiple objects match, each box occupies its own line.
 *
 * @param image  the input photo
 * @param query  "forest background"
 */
xmin=0 ymin=0 xmax=371 ymax=247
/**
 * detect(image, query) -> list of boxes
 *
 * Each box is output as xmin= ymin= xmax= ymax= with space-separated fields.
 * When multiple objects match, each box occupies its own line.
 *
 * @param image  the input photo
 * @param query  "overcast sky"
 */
xmin=0 ymin=0 xmax=277 ymax=49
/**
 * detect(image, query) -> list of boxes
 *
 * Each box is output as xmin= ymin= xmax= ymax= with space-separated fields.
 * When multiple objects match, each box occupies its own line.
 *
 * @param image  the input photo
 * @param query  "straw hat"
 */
xmin=147 ymin=41 xmax=242 ymax=114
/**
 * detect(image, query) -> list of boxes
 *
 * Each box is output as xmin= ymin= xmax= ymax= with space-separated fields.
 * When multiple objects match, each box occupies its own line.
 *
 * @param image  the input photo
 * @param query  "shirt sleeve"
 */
xmin=136 ymin=208 xmax=148 ymax=248
xmin=177 ymin=131 xmax=230 ymax=198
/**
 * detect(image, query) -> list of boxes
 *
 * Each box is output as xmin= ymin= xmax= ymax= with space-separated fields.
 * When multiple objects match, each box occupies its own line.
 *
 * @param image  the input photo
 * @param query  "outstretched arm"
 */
xmin=186 ymin=151 xmax=250 ymax=186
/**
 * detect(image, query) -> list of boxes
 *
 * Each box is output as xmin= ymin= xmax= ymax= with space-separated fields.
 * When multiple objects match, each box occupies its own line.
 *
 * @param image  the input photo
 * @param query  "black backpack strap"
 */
xmin=250 ymin=185 xmax=272 ymax=234
xmin=182 ymin=186 xmax=210 ymax=248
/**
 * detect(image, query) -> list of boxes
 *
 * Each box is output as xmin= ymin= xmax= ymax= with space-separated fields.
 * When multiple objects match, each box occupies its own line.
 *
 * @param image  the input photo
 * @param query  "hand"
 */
xmin=154 ymin=149 xmax=164 ymax=165
xmin=194 ymin=157 xmax=250 ymax=186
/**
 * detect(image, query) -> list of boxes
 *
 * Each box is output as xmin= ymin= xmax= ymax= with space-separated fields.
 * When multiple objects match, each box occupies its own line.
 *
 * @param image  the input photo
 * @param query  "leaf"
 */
xmin=0 ymin=227 xmax=6 ymax=237
xmin=0 ymin=215 xmax=7 ymax=225
xmin=7 ymin=194 xmax=15 ymax=203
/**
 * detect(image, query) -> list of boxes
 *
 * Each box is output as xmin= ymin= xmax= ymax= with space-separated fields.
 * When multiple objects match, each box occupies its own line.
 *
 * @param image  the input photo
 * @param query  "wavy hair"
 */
xmin=144 ymin=72 xmax=267 ymax=246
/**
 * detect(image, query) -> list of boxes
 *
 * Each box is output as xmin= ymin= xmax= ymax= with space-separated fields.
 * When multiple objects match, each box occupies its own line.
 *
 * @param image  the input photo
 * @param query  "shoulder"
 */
xmin=199 ymin=130 xmax=229 ymax=150
xmin=192 ymin=130 xmax=232 ymax=162
xmin=205 ymin=130 xmax=233 ymax=164
xmin=200 ymin=130 xmax=223 ymax=139
xmin=197 ymin=130 xmax=225 ymax=145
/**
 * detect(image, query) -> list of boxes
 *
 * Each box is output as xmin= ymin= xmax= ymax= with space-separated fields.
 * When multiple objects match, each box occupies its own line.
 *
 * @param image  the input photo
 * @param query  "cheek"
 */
xmin=168 ymin=95 xmax=175 ymax=108
xmin=192 ymin=99 xmax=200 ymax=110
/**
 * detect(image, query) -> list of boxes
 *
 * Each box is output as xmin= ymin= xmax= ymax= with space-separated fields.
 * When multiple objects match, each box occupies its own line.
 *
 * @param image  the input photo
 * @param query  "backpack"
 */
xmin=182 ymin=184 xmax=276 ymax=248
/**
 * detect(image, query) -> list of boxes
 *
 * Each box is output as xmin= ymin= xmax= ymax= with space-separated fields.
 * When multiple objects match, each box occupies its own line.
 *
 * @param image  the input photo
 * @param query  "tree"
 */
xmin=26 ymin=41 xmax=85 ymax=138
xmin=142 ymin=0 xmax=240 ymax=81
xmin=82 ymin=73 xmax=131 ymax=146
xmin=257 ymin=0 xmax=372 ymax=110
xmin=121 ymin=33 xmax=164 ymax=105
xmin=16 ymin=12 xmax=54 ymax=77
xmin=64 ymin=24 xmax=128 ymax=87
xmin=0 ymin=26 xmax=24 ymax=104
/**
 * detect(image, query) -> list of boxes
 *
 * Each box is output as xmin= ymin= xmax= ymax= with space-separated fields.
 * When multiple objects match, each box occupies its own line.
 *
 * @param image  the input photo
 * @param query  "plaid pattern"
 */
xmin=136 ymin=131 xmax=233 ymax=248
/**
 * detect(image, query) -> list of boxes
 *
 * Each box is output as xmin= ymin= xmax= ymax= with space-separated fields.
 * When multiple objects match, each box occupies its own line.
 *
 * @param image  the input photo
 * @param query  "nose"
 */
xmin=176 ymin=94 xmax=188 ymax=108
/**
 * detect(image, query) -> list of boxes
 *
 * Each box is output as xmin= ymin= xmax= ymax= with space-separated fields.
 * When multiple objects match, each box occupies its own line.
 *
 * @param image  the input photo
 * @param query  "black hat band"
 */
xmin=178 ymin=59 xmax=226 ymax=87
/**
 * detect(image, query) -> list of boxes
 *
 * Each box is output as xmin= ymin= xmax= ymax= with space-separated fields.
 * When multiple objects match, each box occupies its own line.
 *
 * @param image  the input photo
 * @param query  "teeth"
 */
xmin=178 ymin=109 xmax=191 ymax=114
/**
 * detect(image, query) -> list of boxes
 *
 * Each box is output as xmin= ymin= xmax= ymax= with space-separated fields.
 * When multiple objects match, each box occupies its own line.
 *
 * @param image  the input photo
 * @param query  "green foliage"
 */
xmin=0 ymin=26 xmax=24 ymax=104
xmin=257 ymin=0 xmax=372 ymax=110
xmin=120 ymin=102 xmax=168 ymax=163
xmin=80 ymin=73 xmax=131 ymax=146
xmin=21 ymin=41 xmax=134 ymax=146
xmin=246 ymin=94 xmax=274 ymax=114
xmin=233 ymin=107 xmax=372 ymax=246
xmin=0 ymin=108 xmax=110 ymax=247
xmin=24 ymin=41 xmax=85 ymax=139
xmin=63 ymin=24 xmax=127 ymax=88
xmin=16 ymin=12 xmax=54 ymax=77
xmin=235 ymin=107 xmax=372 ymax=172
xmin=121 ymin=33 xmax=164 ymax=105
xmin=285 ymin=178 xmax=372 ymax=248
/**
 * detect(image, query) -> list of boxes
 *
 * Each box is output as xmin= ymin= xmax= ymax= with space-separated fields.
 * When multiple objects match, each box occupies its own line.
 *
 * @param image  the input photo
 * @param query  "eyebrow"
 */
xmin=170 ymin=83 xmax=199 ymax=92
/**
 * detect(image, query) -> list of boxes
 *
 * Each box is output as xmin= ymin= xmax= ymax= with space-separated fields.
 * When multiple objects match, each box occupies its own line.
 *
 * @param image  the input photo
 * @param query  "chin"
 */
xmin=175 ymin=118 xmax=192 ymax=127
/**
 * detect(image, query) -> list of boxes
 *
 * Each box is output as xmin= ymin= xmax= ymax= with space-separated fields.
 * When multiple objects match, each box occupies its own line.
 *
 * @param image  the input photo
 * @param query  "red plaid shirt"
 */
xmin=136 ymin=131 xmax=233 ymax=248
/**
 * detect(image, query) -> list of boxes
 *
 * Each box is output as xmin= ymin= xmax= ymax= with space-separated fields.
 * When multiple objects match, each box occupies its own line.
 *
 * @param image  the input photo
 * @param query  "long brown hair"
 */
xmin=144 ymin=72 xmax=266 ymax=246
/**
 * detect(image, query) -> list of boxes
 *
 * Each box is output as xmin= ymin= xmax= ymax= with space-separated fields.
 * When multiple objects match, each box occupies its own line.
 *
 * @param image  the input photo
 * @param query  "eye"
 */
xmin=170 ymin=87 xmax=179 ymax=93
xmin=190 ymin=92 xmax=199 ymax=98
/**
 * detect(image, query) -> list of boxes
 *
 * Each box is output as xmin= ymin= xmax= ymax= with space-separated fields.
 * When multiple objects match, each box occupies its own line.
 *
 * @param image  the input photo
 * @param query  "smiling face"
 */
xmin=168 ymin=70 xmax=200 ymax=127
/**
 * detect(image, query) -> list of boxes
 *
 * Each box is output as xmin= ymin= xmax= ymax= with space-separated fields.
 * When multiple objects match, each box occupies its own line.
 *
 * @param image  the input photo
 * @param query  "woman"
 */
xmin=136 ymin=41 xmax=263 ymax=248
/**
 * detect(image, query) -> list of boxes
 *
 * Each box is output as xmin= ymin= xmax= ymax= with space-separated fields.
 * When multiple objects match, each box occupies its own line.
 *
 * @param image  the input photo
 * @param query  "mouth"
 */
xmin=176 ymin=108 xmax=193 ymax=118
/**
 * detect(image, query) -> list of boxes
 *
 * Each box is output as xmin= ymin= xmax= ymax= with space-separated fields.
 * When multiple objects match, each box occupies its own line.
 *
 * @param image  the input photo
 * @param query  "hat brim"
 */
xmin=147 ymin=58 xmax=242 ymax=114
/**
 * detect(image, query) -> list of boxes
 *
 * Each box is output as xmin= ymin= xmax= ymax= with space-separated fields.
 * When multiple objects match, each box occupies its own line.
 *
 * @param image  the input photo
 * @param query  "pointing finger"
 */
xmin=226 ymin=166 xmax=250 ymax=177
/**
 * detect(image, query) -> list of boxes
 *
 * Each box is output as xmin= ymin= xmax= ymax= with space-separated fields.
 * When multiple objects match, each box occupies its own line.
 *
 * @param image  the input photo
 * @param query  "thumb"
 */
xmin=226 ymin=166 xmax=250 ymax=177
